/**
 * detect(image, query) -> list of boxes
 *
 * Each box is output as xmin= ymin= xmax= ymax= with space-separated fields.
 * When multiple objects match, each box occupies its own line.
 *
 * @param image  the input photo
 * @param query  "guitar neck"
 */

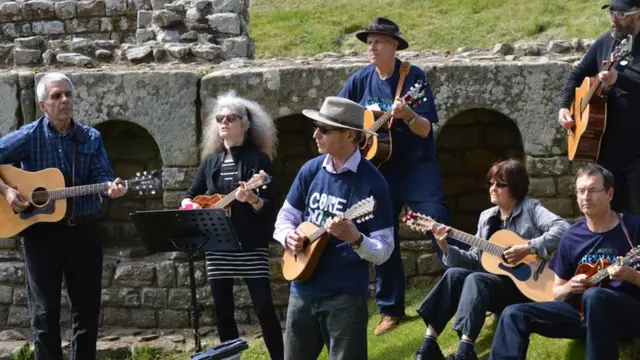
xmin=214 ymin=189 xmax=240 ymax=209
xmin=369 ymin=111 xmax=393 ymax=132
xmin=580 ymin=59 xmax=615 ymax=113
xmin=48 ymin=180 xmax=131 ymax=200
xmin=447 ymin=228 xmax=506 ymax=257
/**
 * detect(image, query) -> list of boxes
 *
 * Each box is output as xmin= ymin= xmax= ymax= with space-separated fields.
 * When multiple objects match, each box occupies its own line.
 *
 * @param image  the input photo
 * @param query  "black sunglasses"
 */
xmin=488 ymin=181 xmax=508 ymax=189
xmin=314 ymin=122 xmax=346 ymax=135
xmin=216 ymin=114 xmax=242 ymax=123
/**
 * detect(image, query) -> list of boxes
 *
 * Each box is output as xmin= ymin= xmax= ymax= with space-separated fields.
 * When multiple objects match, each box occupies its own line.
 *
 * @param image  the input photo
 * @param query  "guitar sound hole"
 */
xmin=31 ymin=187 xmax=49 ymax=207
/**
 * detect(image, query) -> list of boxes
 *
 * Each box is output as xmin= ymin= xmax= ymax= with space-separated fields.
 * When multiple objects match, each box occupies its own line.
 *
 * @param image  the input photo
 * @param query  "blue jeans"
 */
xmin=489 ymin=287 xmax=640 ymax=360
xmin=284 ymin=293 xmax=368 ymax=360
xmin=375 ymin=199 xmax=467 ymax=316
xmin=417 ymin=268 xmax=528 ymax=340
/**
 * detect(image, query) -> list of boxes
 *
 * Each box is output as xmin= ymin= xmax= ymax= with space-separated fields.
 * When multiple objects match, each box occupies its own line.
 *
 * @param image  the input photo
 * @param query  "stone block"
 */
xmin=269 ymin=258 xmax=283 ymax=281
xmin=176 ymin=262 xmax=205 ymax=287
xmin=0 ymin=74 xmax=19 ymax=139
xmin=141 ymin=288 xmax=168 ymax=308
xmin=130 ymin=309 xmax=157 ymax=328
xmin=162 ymin=167 xmax=197 ymax=190
xmin=221 ymin=35 xmax=248 ymax=58
xmin=14 ymin=35 xmax=44 ymax=49
xmin=539 ymin=198 xmax=576 ymax=218
xmin=526 ymin=156 xmax=571 ymax=176
xmin=77 ymin=0 xmax=106 ymax=17
xmin=114 ymin=263 xmax=155 ymax=287
xmin=102 ymin=307 xmax=128 ymax=326
xmin=56 ymin=52 xmax=94 ymax=66
xmin=212 ymin=0 xmax=244 ymax=14
xmin=32 ymin=20 xmax=64 ymax=35
xmin=152 ymin=9 xmax=181 ymax=28
xmin=168 ymin=288 xmax=190 ymax=309
xmin=135 ymin=29 xmax=154 ymax=43
xmin=191 ymin=44 xmax=223 ymax=61
xmin=0 ymin=263 xmax=24 ymax=285
xmin=165 ymin=43 xmax=190 ymax=59
xmin=529 ymin=177 xmax=557 ymax=197
xmin=557 ymin=175 xmax=576 ymax=196
xmin=207 ymin=13 xmax=241 ymax=35
xmin=163 ymin=190 xmax=184 ymax=208
xmin=66 ymin=18 xmax=103 ymax=33
xmin=401 ymin=252 xmax=417 ymax=277
xmin=12 ymin=288 xmax=26 ymax=305
xmin=128 ymin=0 xmax=152 ymax=10
xmin=137 ymin=9 xmax=152 ymax=28
xmin=157 ymin=309 xmax=188 ymax=328
xmin=101 ymin=288 xmax=141 ymax=307
xmin=155 ymin=261 xmax=176 ymax=287
xmin=22 ymin=0 xmax=55 ymax=20
xmin=0 ymin=286 xmax=12 ymax=304
xmin=417 ymin=254 xmax=444 ymax=275
xmin=0 ymin=2 xmax=22 ymax=23
xmin=270 ymin=283 xmax=289 ymax=306
xmin=105 ymin=0 xmax=126 ymax=15
xmin=109 ymin=200 xmax=145 ymax=221
xmin=6 ymin=306 xmax=29 ymax=327
xmin=102 ymin=262 xmax=115 ymax=287
xmin=54 ymin=1 xmax=76 ymax=19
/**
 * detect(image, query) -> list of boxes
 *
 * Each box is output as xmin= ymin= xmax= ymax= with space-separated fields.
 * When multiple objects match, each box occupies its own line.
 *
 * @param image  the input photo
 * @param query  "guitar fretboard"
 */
xmin=370 ymin=111 xmax=393 ymax=132
xmin=46 ymin=180 xmax=130 ymax=200
xmin=447 ymin=228 xmax=505 ymax=257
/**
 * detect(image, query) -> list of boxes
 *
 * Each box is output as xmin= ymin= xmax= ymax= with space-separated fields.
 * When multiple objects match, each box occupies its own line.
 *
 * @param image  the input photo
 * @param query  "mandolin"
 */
xmin=281 ymin=196 xmax=376 ymax=282
xmin=359 ymin=81 xmax=428 ymax=167
xmin=572 ymin=245 xmax=640 ymax=318
xmin=191 ymin=170 xmax=271 ymax=215
xmin=567 ymin=34 xmax=632 ymax=162
xmin=402 ymin=211 xmax=556 ymax=302
xmin=0 ymin=164 xmax=161 ymax=238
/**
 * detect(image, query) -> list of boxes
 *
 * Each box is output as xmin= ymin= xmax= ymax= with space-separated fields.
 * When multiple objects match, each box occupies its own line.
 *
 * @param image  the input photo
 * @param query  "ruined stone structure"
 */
xmin=0 ymin=35 xmax=592 ymax=333
xmin=0 ymin=0 xmax=252 ymax=67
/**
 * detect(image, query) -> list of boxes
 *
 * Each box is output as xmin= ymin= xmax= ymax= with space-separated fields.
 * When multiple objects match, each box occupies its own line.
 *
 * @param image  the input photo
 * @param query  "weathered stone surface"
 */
xmin=152 ymin=9 xmax=181 ymax=28
xmin=155 ymin=261 xmax=176 ymax=287
xmin=22 ymin=1 xmax=55 ymax=21
xmin=135 ymin=29 xmax=154 ymax=44
xmin=547 ymin=40 xmax=572 ymax=53
xmin=191 ymin=44 xmax=222 ymax=61
xmin=114 ymin=264 xmax=155 ymax=287
xmin=77 ymin=0 xmax=106 ymax=17
xmin=137 ymin=9 xmax=152 ymax=28
xmin=526 ymin=156 xmax=571 ymax=176
xmin=207 ymin=13 xmax=241 ymax=35
xmin=164 ymin=43 xmax=189 ymax=59
xmin=0 ymin=2 xmax=22 ymax=23
xmin=176 ymin=262 xmax=205 ymax=287
xmin=417 ymin=254 xmax=444 ymax=275
xmin=0 ymin=263 xmax=23 ymax=285
xmin=0 ymin=330 xmax=25 ymax=341
xmin=105 ymin=0 xmax=126 ymax=15
xmin=0 ymin=74 xmax=19 ymax=138
xmin=31 ymin=20 xmax=64 ymax=35
xmin=492 ymin=43 xmax=513 ymax=55
xmin=34 ymin=71 xmax=199 ymax=166
xmin=54 ymin=1 xmax=76 ymax=20
xmin=141 ymin=288 xmax=168 ymax=308
xmin=162 ymin=167 xmax=197 ymax=189
xmin=101 ymin=288 xmax=141 ymax=307
xmin=212 ymin=0 xmax=244 ymax=14
xmin=56 ymin=52 xmax=94 ymax=66
xmin=6 ymin=306 xmax=29 ymax=327
xmin=529 ymin=177 xmax=557 ymax=197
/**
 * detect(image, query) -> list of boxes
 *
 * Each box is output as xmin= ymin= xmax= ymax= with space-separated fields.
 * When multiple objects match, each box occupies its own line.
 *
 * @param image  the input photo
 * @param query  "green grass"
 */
xmin=250 ymin=0 xmax=610 ymax=59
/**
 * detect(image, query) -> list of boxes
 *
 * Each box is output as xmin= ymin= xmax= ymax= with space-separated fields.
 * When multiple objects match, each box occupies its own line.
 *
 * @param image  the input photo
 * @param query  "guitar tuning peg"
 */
xmin=136 ymin=172 xmax=141 ymax=176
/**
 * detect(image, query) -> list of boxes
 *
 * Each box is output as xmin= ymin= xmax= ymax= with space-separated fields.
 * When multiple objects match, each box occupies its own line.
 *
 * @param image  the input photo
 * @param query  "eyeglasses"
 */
xmin=314 ymin=123 xmax=345 ymax=135
xmin=488 ymin=181 xmax=508 ymax=189
xmin=576 ymin=188 xmax=607 ymax=196
xmin=215 ymin=114 xmax=242 ymax=123
xmin=608 ymin=9 xmax=640 ymax=19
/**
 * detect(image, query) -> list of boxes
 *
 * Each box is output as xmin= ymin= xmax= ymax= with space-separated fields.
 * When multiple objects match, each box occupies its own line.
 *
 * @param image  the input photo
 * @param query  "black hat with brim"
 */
xmin=355 ymin=17 xmax=409 ymax=50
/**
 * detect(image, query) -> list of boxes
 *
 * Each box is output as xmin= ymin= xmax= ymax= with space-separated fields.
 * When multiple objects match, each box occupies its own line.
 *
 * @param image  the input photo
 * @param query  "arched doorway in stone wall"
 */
xmin=436 ymin=109 xmax=524 ymax=234
xmin=94 ymin=120 xmax=165 ymax=247
xmin=272 ymin=114 xmax=318 ymax=208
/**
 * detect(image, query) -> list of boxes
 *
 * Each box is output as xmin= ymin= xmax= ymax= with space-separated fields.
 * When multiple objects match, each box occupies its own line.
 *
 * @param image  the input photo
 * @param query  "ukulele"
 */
xmin=572 ymin=245 xmax=640 ymax=318
xmin=402 ymin=211 xmax=556 ymax=302
xmin=0 ymin=165 xmax=161 ymax=238
xmin=567 ymin=34 xmax=633 ymax=162
xmin=359 ymin=81 xmax=428 ymax=167
xmin=281 ymin=196 xmax=376 ymax=282
xmin=191 ymin=170 xmax=271 ymax=215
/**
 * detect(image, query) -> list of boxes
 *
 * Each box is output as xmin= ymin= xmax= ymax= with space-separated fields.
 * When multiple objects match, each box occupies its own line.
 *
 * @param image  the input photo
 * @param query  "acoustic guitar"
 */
xmin=402 ymin=211 xmax=556 ymax=302
xmin=567 ymin=35 xmax=633 ymax=162
xmin=281 ymin=196 xmax=376 ymax=282
xmin=0 ymin=164 xmax=161 ymax=238
xmin=359 ymin=81 xmax=428 ymax=167
xmin=191 ymin=170 xmax=271 ymax=215
xmin=572 ymin=245 xmax=640 ymax=318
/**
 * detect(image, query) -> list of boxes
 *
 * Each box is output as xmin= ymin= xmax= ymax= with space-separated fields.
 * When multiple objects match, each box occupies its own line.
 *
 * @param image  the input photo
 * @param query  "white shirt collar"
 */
xmin=322 ymin=149 xmax=361 ymax=174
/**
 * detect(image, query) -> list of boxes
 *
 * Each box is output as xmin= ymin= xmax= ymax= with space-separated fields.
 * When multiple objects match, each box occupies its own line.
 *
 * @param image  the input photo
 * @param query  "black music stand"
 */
xmin=130 ymin=209 xmax=240 ymax=353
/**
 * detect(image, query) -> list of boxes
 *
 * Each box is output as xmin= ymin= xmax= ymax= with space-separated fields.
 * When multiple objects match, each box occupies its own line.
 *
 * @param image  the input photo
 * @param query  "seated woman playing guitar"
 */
xmin=181 ymin=91 xmax=283 ymax=360
xmin=414 ymin=159 xmax=570 ymax=360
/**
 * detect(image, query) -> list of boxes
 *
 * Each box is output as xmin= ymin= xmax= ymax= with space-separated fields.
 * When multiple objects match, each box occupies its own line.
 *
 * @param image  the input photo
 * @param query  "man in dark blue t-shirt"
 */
xmin=489 ymin=164 xmax=640 ymax=360
xmin=274 ymin=96 xmax=394 ymax=360
xmin=338 ymin=16 xmax=466 ymax=334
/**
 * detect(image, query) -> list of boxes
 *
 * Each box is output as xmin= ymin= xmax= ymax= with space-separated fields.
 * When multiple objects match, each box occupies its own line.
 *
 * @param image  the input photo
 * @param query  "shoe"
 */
xmin=374 ymin=315 xmax=402 ymax=335
xmin=415 ymin=342 xmax=445 ymax=360
xmin=446 ymin=351 xmax=479 ymax=360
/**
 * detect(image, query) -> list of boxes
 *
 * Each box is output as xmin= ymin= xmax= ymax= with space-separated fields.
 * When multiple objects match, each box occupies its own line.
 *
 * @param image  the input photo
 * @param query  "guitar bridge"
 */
xmin=533 ymin=257 xmax=546 ymax=281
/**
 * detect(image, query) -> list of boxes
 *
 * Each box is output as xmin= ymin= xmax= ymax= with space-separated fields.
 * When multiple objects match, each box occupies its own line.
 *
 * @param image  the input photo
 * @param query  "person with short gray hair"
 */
xmin=0 ymin=72 xmax=126 ymax=360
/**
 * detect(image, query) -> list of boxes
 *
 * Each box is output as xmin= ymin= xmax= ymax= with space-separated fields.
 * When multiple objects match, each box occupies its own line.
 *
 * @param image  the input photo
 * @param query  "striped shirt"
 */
xmin=0 ymin=116 xmax=114 ymax=218
xmin=206 ymin=157 xmax=270 ymax=279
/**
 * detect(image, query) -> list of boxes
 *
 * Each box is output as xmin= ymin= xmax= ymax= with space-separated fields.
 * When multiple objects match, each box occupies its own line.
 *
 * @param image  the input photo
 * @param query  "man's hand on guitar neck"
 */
xmin=431 ymin=223 xmax=450 ymax=255
xmin=325 ymin=217 xmax=361 ymax=245
xmin=558 ymin=108 xmax=574 ymax=130
xmin=608 ymin=263 xmax=640 ymax=286
xmin=106 ymin=178 xmax=126 ymax=198
xmin=391 ymin=98 xmax=431 ymax=138
xmin=0 ymin=177 xmax=29 ymax=213
xmin=597 ymin=69 xmax=618 ymax=87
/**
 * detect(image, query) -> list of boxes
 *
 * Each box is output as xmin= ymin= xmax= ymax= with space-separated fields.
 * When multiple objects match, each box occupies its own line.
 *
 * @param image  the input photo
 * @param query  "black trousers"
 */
xmin=602 ymin=155 xmax=640 ymax=216
xmin=22 ymin=220 xmax=103 ymax=360
xmin=210 ymin=277 xmax=284 ymax=360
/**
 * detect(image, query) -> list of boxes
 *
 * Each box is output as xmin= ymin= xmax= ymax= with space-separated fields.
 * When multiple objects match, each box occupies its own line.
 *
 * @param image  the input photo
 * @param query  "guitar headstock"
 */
xmin=128 ymin=169 xmax=162 ymax=196
xmin=401 ymin=81 xmax=428 ymax=108
xmin=401 ymin=211 xmax=437 ymax=234
xmin=344 ymin=196 xmax=376 ymax=223
xmin=244 ymin=170 xmax=272 ymax=191
xmin=620 ymin=244 xmax=640 ymax=270
xmin=612 ymin=34 xmax=633 ymax=64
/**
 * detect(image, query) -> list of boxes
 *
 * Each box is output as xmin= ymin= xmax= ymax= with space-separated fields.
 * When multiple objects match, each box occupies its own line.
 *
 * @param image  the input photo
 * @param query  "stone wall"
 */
xmin=0 ymin=51 xmax=590 ymax=329
xmin=0 ymin=0 xmax=252 ymax=67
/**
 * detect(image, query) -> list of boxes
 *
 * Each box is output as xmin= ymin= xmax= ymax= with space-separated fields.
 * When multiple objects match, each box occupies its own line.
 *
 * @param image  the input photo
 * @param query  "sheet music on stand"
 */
xmin=130 ymin=209 xmax=244 ymax=355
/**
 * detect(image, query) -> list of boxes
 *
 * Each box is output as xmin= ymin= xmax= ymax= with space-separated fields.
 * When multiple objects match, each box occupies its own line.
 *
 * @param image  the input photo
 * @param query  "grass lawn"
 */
xmin=250 ymin=0 xmax=611 ymax=59
xmin=238 ymin=278 xmax=640 ymax=360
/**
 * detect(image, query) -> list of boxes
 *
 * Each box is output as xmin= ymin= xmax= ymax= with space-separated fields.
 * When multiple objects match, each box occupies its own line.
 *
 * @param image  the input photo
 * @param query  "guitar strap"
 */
xmin=389 ymin=61 xmax=411 ymax=128
xmin=617 ymin=212 xmax=635 ymax=249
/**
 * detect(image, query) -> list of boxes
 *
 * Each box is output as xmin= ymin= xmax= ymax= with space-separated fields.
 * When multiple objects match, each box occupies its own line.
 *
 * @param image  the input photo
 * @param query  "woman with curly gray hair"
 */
xmin=182 ymin=91 xmax=283 ymax=360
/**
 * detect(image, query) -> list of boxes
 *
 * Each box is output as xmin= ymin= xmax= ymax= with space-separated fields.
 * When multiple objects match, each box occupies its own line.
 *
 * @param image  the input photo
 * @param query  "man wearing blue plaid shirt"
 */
xmin=0 ymin=73 xmax=126 ymax=360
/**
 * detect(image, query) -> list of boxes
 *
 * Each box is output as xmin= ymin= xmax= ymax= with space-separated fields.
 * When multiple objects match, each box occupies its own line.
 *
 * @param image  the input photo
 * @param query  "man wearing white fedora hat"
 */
xmin=274 ymin=96 xmax=395 ymax=360
xmin=338 ymin=16 xmax=466 ymax=335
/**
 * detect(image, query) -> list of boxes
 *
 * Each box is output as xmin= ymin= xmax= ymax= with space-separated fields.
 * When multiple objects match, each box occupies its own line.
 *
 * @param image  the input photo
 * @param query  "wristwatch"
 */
xmin=351 ymin=233 xmax=364 ymax=250
xmin=406 ymin=116 xmax=416 ymax=126
xmin=528 ymin=242 xmax=537 ymax=254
